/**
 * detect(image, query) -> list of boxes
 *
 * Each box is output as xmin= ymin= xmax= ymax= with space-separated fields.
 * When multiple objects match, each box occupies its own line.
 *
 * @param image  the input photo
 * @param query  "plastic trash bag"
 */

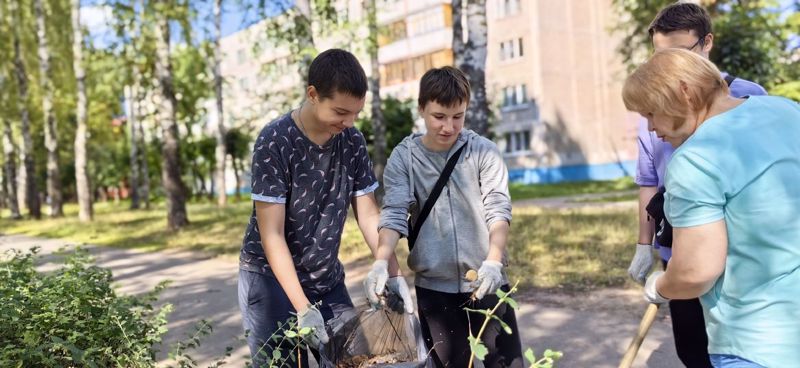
xmin=318 ymin=302 xmax=432 ymax=368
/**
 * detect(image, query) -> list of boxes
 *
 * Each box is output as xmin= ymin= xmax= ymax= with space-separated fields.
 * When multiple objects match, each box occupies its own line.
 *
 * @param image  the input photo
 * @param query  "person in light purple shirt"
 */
xmin=625 ymin=3 xmax=767 ymax=368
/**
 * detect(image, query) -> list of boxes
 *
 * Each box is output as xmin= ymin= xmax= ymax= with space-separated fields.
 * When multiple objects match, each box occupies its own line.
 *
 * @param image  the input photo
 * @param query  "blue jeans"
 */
xmin=237 ymin=269 xmax=354 ymax=368
xmin=710 ymin=354 xmax=766 ymax=368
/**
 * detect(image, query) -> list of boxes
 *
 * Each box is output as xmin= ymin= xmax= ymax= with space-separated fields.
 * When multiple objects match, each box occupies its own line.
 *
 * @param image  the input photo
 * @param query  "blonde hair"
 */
xmin=622 ymin=49 xmax=729 ymax=128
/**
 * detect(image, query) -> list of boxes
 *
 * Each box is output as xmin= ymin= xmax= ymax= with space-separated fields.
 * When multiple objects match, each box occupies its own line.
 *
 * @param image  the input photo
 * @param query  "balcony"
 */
xmin=378 ymin=27 xmax=452 ymax=64
xmin=377 ymin=0 xmax=450 ymax=25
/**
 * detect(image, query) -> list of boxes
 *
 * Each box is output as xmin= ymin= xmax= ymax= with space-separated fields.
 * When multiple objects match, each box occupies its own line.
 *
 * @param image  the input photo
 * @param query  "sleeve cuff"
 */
xmin=252 ymin=193 xmax=287 ymax=204
xmin=352 ymin=181 xmax=379 ymax=197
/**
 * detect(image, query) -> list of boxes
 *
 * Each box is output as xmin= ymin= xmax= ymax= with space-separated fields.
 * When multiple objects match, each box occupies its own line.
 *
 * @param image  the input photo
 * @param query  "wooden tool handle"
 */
xmin=618 ymin=303 xmax=660 ymax=368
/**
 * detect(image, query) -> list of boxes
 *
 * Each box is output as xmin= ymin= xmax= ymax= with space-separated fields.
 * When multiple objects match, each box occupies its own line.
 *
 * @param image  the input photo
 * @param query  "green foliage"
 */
xmin=464 ymin=282 xmax=563 ymax=368
xmin=611 ymin=0 xmax=799 ymax=91
xmin=524 ymin=348 xmax=564 ymax=368
xmin=709 ymin=0 xmax=793 ymax=88
xmin=0 ymin=247 xmax=172 ymax=367
xmin=356 ymin=96 xmax=415 ymax=159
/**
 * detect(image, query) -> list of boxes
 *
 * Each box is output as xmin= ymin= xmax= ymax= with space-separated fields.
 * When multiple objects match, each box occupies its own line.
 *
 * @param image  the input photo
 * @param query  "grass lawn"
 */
xmin=1 ymin=196 xmax=637 ymax=291
xmin=509 ymin=177 xmax=637 ymax=201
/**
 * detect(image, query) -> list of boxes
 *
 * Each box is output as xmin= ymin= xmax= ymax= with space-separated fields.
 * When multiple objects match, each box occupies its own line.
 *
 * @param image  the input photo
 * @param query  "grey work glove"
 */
xmin=297 ymin=305 xmax=329 ymax=347
xmin=473 ymin=260 xmax=504 ymax=300
xmin=364 ymin=260 xmax=415 ymax=314
xmin=643 ymin=270 xmax=669 ymax=304
xmin=628 ymin=243 xmax=655 ymax=284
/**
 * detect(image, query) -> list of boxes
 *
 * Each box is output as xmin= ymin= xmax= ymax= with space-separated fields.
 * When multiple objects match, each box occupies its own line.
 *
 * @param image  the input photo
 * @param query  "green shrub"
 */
xmin=0 ymin=247 xmax=172 ymax=367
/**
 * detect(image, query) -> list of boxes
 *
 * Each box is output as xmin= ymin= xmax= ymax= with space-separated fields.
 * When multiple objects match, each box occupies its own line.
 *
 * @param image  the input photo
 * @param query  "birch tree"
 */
xmin=71 ymin=0 xmax=93 ymax=221
xmin=153 ymin=0 xmax=189 ymax=230
xmin=452 ymin=0 xmax=490 ymax=136
xmin=212 ymin=0 xmax=227 ymax=206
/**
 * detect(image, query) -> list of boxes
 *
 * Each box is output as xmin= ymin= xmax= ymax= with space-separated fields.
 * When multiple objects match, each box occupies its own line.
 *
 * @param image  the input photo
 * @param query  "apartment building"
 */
xmin=215 ymin=0 xmax=638 ymax=185
xmin=487 ymin=0 xmax=638 ymax=183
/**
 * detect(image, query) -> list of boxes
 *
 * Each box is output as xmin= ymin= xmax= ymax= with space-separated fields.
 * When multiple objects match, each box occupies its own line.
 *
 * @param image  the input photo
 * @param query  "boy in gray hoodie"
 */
xmin=364 ymin=66 xmax=523 ymax=367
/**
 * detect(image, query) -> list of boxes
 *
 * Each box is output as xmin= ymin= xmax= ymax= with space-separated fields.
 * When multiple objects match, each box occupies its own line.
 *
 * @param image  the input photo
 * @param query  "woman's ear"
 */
xmin=679 ymin=81 xmax=693 ymax=107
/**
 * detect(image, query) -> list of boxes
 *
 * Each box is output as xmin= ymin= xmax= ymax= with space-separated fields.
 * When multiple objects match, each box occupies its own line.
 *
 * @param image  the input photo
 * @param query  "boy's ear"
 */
xmin=307 ymin=85 xmax=318 ymax=104
xmin=417 ymin=104 xmax=425 ymax=116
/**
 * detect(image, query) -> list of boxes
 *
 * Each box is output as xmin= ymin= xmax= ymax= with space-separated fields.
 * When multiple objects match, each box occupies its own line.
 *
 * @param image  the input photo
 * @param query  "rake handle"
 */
xmin=618 ymin=303 xmax=660 ymax=368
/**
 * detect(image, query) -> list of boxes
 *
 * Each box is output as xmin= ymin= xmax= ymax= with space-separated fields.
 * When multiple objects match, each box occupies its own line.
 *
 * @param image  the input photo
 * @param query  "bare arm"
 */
xmin=657 ymin=219 xmax=727 ymax=299
xmin=486 ymin=220 xmax=509 ymax=262
xmin=255 ymin=201 xmax=310 ymax=313
xmin=352 ymin=193 xmax=402 ymax=276
xmin=638 ymin=186 xmax=657 ymax=244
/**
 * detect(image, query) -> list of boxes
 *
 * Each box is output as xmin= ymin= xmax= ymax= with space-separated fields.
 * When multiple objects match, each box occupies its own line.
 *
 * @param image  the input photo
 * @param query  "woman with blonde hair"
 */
xmin=623 ymin=48 xmax=800 ymax=368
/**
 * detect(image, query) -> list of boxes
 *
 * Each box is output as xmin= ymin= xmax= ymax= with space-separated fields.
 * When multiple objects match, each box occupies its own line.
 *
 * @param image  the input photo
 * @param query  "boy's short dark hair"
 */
xmin=307 ymin=49 xmax=368 ymax=100
xmin=418 ymin=66 xmax=471 ymax=108
xmin=648 ymin=2 xmax=712 ymax=40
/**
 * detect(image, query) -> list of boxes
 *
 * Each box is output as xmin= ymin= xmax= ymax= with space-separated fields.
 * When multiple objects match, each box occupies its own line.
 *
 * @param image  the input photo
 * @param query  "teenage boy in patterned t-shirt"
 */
xmin=237 ymin=49 xmax=411 ymax=367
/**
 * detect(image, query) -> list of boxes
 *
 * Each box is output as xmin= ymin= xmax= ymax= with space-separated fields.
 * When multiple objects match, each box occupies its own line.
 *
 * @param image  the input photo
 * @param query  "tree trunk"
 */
xmin=154 ymin=1 xmax=189 ymax=230
xmin=462 ymin=0 xmax=490 ymax=136
xmin=454 ymin=0 xmax=490 ymax=136
xmin=71 ymin=0 xmax=93 ymax=221
xmin=136 ymin=95 xmax=151 ymax=209
xmin=452 ymin=0 xmax=465 ymax=65
xmin=2 ymin=118 xmax=22 ymax=219
xmin=35 ymin=0 xmax=63 ymax=217
xmin=125 ymin=84 xmax=141 ymax=209
xmin=231 ymin=155 xmax=241 ymax=200
xmin=11 ymin=0 xmax=41 ymax=219
xmin=365 ymin=0 xmax=386 ymax=203
xmin=213 ymin=0 xmax=227 ymax=207
xmin=294 ymin=0 xmax=315 ymax=85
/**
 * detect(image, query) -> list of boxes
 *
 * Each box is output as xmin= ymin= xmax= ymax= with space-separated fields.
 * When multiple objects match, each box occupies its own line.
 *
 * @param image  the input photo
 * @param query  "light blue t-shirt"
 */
xmin=665 ymin=96 xmax=800 ymax=368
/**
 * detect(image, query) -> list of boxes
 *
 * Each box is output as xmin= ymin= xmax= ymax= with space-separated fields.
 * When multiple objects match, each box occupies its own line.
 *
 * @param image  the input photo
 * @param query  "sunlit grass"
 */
xmin=509 ymin=177 xmax=637 ymax=201
xmin=2 ymin=197 xmax=636 ymax=291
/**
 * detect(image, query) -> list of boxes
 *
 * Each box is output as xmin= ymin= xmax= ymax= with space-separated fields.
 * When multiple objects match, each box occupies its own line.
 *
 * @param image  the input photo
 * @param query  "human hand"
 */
xmin=643 ymin=270 xmax=669 ymax=304
xmin=297 ymin=304 xmax=328 ymax=347
xmin=473 ymin=260 xmax=504 ymax=300
xmin=363 ymin=260 xmax=389 ymax=309
xmin=628 ymin=243 xmax=655 ymax=284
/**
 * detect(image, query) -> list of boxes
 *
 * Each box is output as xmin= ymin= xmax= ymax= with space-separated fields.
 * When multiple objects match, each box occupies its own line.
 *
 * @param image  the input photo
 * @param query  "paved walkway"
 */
xmin=0 ymin=232 xmax=679 ymax=367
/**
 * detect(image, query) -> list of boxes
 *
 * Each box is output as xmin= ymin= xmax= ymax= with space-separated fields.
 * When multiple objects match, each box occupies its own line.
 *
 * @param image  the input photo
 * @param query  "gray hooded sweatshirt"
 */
xmin=378 ymin=129 xmax=512 ymax=293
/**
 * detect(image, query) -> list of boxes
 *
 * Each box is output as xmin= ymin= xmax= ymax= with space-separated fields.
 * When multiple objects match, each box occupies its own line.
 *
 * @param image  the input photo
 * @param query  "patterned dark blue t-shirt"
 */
xmin=239 ymin=113 xmax=378 ymax=296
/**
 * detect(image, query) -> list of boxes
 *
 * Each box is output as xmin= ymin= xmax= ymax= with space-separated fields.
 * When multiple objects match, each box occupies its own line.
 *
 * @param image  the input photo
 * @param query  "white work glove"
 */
xmin=473 ymin=260 xmax=504 ymax=300
xmin=364 ymin=260 xmax=415 ymax=314
xmin=364 ymin=260 xmax=389 ymax=309
xmin=297 ymin=304 xmax=329 ymax=347
xmin=628 ymin=243 xmax=655 ymax=284
xmin=643 ymin=270 xmax=669 ymax=304
xmin=386 ymin=276 xmax=415 ymax=314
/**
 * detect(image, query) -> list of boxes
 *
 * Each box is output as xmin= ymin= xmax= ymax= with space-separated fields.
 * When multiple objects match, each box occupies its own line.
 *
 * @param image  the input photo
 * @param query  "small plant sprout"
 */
xmin=464 ymin=281 xmax=563 ymax=368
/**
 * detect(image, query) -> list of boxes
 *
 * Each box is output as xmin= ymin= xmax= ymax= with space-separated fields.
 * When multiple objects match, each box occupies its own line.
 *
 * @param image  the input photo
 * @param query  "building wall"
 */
xmin=215 ymin=0 xmax=640 ymax=186
xmin=489 ymin=0 xmax=639 ymax=183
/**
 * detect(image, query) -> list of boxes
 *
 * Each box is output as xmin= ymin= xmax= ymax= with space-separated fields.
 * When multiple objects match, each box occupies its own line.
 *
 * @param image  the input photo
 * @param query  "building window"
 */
xmin=502 ymin=84 xmax=528 ymax=107
xmin=499 ymin=38 xmax=524 ymax=61
xmin=380 ymin=49 xmax=454 ymax=86
xmin=497 ymin=0 xmax=520 ymax=18
xmin=407 ymin=6 xmax=447 ymax=38
xmin=505 ymin=130 xmax=531 ymax=153
xmin=380 ymin=20 xmax=407 ymax=46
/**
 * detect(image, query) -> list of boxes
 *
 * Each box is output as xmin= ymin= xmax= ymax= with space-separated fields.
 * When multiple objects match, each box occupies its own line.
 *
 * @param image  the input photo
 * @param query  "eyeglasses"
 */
xmin=681 ymin=35 xmax=706 ymax=51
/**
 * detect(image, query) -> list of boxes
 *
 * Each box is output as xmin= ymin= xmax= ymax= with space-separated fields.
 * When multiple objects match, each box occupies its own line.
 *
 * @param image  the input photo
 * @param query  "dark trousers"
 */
xmin=237 ymin=269 xmax=354 ymax=368
xmin=663 ymin=260 xmax=713 ymax=368
xmin=416 ymin=285 xmax=524 ymax=368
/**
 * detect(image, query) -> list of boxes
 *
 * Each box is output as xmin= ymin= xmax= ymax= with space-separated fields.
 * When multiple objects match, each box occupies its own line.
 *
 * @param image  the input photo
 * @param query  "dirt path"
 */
xmin=1 ymin=233 xmax=679 ymax=367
